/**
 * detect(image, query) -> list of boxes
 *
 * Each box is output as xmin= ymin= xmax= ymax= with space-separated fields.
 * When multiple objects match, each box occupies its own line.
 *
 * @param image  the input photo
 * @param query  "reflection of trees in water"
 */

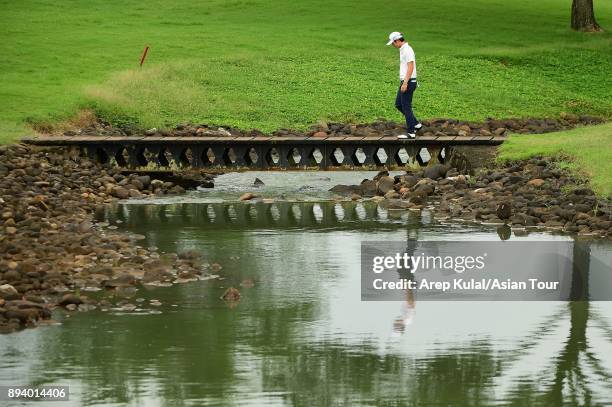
xmin=28 ymin=211 xmax=611 ymax=405
xmin=35 ymin=305 xmax=501 ymax=405
xmin=259 ymin=341 xmax=500 ymax=406
xmin=502 ymin=241 xmax=612 ymax=406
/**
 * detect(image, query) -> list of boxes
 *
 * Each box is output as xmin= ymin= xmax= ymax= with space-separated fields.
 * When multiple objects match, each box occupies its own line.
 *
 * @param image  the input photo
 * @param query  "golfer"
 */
xmin=387 ymin=31 xmax=421 ymax=139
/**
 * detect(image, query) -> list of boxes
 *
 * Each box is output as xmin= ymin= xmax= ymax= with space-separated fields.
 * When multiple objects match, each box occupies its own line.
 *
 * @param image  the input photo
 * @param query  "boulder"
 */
xmin=376 ymin=176 xmax=395 ymax=195
xmin=150 ymin=179 xmax=164 ymax=189
xmin=527 ymin=179 xmax=545 ymax=187
xmin=496 ymin=202 xmax=512 ymax=221
xmin=373 ymin=170 xmax=389 ymax=181
xmin=329 ymin=184 xmax=362 ymax=196
xmin=359 ymin=180 xmax=378 ymax=197
xmin=137 ymin=175 xmax=151 ymax=188
xmin=423 ymin=164 xmax=449 ymax=180
xmin=384 ymin=190 xmax=400 ymax=199
xmin=3 ymin=270 xmax=21 ymax=282
xmin=59 ymin=293 xmax=83 ymax=307
xmin=110 ymin=186 xmax=130 ymax=199
xmin=104 ymin=273 xmax=137 ymax=288
xmin=398 ymin=175 xmax=419 ymax=188
xmin=0 ymin=284 xmax=19 ymax=300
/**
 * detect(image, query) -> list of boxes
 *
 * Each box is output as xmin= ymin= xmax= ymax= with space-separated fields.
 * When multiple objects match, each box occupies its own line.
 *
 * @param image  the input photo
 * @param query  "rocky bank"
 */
xmin=330 ymin=159 xmax=611 ymax=238
xmin=0 ymin=144 xmax=217 ymax=334
xmin=59 ymin=115 xmax=603 ymax=139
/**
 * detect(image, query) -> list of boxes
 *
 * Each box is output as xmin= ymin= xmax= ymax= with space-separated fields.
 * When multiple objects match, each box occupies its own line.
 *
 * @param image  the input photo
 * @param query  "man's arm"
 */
xmin=400 ymin=61 xmax=414 ymax=93
xmin=404 ymin=61 xmax=414 ymax=82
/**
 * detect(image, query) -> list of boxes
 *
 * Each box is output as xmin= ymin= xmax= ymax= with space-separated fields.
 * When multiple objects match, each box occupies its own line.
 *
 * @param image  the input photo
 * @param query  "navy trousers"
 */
xmin=395 ymin=80 xmax=418 ymax=132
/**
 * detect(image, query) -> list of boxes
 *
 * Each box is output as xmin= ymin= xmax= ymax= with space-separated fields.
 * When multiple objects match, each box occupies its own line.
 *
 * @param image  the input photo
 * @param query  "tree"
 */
xmin=571 ymin=0 xmax=602 ymax=32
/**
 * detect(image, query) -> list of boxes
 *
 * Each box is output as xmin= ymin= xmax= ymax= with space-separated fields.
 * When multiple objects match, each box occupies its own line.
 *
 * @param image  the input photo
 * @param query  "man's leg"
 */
xmin=400 ymin=82 xmax=418 ymax=132
xmin=395 ymin=86 xmax=403 ymax=114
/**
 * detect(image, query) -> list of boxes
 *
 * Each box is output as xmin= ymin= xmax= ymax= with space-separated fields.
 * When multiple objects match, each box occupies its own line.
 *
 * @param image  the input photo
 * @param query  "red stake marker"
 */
xmin=140 ymin=45 xmax=150 ymax=67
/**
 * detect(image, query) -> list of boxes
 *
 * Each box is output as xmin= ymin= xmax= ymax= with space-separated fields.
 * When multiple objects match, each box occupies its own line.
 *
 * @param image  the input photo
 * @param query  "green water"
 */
xmin=1 ymin=172 xmax=611 ymax=406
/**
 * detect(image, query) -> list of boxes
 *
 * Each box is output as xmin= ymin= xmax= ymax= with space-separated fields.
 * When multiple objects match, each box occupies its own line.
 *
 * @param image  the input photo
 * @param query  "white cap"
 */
xmin=386 ymin=31 xmax=403 ymax=45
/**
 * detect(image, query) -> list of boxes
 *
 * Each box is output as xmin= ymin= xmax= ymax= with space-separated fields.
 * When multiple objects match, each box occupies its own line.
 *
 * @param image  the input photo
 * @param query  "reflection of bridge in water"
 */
xmin=101 ymin=201 xmax=428 ymax=230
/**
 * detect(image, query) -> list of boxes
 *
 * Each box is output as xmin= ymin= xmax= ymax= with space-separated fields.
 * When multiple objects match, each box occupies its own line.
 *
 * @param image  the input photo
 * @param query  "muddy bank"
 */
xmin=330 ymin=159 xmax=611 ymax=238
xmin=0 ymin=144 xmax=217 ymax=334
xmin=59 ymin=115 xmax=604 ymax=138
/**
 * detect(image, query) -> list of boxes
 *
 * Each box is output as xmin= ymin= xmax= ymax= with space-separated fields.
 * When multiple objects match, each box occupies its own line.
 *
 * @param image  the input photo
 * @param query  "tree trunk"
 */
xmin=571 ymin=0 xmax=602 ymax=32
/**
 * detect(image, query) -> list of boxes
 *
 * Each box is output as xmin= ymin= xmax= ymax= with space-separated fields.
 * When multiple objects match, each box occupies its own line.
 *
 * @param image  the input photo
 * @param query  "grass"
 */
xmin=497 ymin=122 xmax=612 ymax=197
xmin=1 ymin=0 xmax=611 ymax=144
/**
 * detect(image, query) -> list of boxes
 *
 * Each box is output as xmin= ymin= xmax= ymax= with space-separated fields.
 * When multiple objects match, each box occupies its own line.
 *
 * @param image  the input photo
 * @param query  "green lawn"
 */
xmin=497 ymin=122 xmax=612 ymax=197
xmin=1 ymin=0 xmax=611 ymax=143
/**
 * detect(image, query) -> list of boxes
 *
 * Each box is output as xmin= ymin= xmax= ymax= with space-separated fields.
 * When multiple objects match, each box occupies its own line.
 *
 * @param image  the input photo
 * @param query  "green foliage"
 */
xmin=1 ymin=0 xmax=611 ymax=142
xmin=497 ymin=123 xmax=612 ymax=197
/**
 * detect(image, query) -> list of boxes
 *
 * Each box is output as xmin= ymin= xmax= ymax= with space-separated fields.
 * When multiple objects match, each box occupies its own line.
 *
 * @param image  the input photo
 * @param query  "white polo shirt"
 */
xmin=399 ymin=43 xmax=417 ymax=80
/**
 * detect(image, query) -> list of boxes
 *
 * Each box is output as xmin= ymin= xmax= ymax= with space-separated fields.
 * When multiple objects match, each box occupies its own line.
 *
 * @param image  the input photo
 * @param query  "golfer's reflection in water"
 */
xmin=392 ymin=234 xmax=419 ymax=337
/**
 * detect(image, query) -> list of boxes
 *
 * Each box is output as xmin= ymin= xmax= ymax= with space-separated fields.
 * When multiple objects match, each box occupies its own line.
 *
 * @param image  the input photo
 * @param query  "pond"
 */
xmin=1 ymin=171 xmax=611 ymax=406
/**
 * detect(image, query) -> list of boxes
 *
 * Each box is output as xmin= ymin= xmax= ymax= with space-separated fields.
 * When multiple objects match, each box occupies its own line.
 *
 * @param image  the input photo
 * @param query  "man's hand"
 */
xmin=400 ymin=82 xmax=408 ymax=93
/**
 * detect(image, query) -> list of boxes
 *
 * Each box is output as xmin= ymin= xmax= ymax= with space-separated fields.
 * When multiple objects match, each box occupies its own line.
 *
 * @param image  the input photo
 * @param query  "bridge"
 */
xmin=22 ymin=133 xmax=504 ymax=170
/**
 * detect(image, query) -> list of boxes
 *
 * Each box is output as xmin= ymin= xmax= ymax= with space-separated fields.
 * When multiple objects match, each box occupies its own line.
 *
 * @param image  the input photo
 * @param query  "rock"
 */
xmin=169 ymin=185 xmax=185 ymax=194
xmin=3 ymin=270 xmax=21 ymax=282
xmin=78 ymin=221 xmax=92 ymax=233
xmin=350 ymin=193 xmax=361 ymax=201
xmin=413 ymin=179 xmax=436 ymax=196
xmin=423 ymin=164 xmax=449 ymax=180
xmin=373 ymin=170 xmax=389 ymax=181
xmin=253 ymin=177 xmax=265 ymax=186
xmin=313 ymin=131 xmax=328 ymax=138
xmin=143 ymin=268 xmax=173 ymax=283
xmin=329 ymin=184 xmax=362 ymax=196
xmin=150 ymin=179 xmax=164 ymax=189
xmin=4 ymin=308 xmax=42 ymax=322
xmin=129 ymin=189 xmax=143 ymax=198
xmin=221 ymin=287 xmax=241 ymax=301
xmin=359 ymin=180 xmax=378 ymax=197
xmin=376 ymin=176 xmax=395 ymax=195
xmin=398 ymin=175 xmax=419 ymax=188
xmin=178 ymin=250 xmax=201 ymax=260
xmin=239 ymin=192 xmax=257 ymax=201
xmin=0 ymin=284 xmax=19 ymax=300
xmin=59 ymin=294 xmax=83 ymax=307
xmin=384 ymin=190 xmax=400 ymax=199
xmin=527 ymin=179 xmax=545 ymax=187
xmin=137 ymin=175 xmax=151 ymax=188
xmin=129 ymin=178 xmax=144 ymax=190
xmin=110 ymin=186 xmax=130 ymax=199
xmin=496 ymin=202 xmax=512 ymax=221
xmin=104 ymin=273 xmax=136 ymax=288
